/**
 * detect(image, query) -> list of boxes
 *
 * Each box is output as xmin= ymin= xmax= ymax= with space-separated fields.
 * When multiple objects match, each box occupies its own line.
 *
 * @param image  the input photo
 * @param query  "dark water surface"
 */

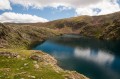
xmin=33 ymin=34 xmax=120 ymax=79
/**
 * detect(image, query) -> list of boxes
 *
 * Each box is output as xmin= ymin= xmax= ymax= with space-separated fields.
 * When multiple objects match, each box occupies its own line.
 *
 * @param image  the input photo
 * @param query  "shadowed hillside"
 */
xmin=0 ymin=23 xmax=59 ymax=49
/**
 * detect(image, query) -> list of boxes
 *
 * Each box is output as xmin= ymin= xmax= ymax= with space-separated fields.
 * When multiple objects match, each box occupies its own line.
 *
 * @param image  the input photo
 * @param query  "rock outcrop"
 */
xmin=0 ymin=50 xmax=89 ymax=79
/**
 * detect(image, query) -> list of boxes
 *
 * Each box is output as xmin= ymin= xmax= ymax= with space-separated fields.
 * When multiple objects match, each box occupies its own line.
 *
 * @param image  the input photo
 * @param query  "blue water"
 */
xmin=33 ymin=35 xmax=120 ymax=79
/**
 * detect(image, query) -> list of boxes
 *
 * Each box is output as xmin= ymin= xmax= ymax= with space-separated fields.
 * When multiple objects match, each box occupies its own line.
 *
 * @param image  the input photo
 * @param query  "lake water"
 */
xmin=33 ymin=34 xmax=120 ymax=79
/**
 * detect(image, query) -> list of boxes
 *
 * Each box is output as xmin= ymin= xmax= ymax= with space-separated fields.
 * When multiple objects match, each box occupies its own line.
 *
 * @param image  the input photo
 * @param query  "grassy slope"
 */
xmin=4 ymin=12 xmax=120 ymax=40
xmin=0 ymin=49 xmax=64 ymax=79
xmin=0 ymin=24 xmax=88 ymax=79
xmin=0 ymin=49 xmax=88 ymax=79
xmin=39 ymin=11 xmax=120 ymax=40
xmin=0 ymin=23 xmax=59 ymax=49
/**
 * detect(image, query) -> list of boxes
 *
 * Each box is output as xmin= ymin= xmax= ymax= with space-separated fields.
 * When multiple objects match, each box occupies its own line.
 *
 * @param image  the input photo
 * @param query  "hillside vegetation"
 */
xmin=0 ymin=23 xmax=59 ymax=49
xmin=0 ymin=23 xmax=88 ymax=79
xmin=4 ymin=12 xmax=120 ymax=40
xmin=40 ymin=12 xmax=120 ymax=40
xmin=0 ymin=49 xmax=88 ymax=79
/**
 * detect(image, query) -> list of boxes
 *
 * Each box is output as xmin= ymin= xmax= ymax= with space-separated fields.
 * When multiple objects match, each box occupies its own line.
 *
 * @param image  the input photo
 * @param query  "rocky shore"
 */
xmin=0 ymin=49 xmax=89 ymax=79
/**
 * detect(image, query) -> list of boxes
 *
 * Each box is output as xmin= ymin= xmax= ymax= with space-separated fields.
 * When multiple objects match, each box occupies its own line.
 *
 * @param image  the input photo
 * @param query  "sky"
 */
xmin=0 ymin=0 xmax=120 ymax=23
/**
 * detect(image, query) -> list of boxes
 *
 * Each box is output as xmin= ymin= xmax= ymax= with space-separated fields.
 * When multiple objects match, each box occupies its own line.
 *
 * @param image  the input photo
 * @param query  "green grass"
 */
xmin=0 ymin=49 xmax=89 ymax=79
xmin=0 ymin=56 xmax=65 ymax=79
xmin=0 ymin=48 xmax=67 ymax=79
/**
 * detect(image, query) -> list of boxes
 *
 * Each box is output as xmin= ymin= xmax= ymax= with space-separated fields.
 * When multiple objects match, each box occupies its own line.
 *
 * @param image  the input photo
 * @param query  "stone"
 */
xmin=34 ymin=64 xmax=39 ymax=69
xmin=17 ymin=55 xmax=20 ymax=58
xmin=24 ymin=63 xmax=28 ymax=66
xmin=30 ymin=76 xmax=36 ymax=78
xmin=33 ymin=61 xmax=37 ymax=64
xmin=0 ymin=52 xmax=18 ymax=58
xmin=30 ymin=55 xmax=43 ymax=62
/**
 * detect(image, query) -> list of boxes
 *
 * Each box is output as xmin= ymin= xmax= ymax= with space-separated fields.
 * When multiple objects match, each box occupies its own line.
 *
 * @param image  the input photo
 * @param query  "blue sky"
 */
xmin=0 ymin=5 xmax=75 ymax=21
xmin=0 ymin=0 xmax=120 ymax=23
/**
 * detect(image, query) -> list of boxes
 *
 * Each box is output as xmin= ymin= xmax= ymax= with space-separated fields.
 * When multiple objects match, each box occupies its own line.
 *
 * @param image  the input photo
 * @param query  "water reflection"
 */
xmin=33 ymin=35 xmax=120 ymax=79
xmin=74 ymin=47 xmax=115 ymax=66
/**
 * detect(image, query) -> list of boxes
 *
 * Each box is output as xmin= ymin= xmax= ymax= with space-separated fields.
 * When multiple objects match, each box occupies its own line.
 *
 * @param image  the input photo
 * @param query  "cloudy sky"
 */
xmin=0 ymin=0 xmax=120 ymax=23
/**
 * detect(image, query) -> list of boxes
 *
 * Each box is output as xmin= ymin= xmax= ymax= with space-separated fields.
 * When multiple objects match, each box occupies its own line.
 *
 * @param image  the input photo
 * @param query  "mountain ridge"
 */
xmin=4 ymin=11 xmax=120 ymax=40
xmin=42 ymin=11 xmax=120 ymax=40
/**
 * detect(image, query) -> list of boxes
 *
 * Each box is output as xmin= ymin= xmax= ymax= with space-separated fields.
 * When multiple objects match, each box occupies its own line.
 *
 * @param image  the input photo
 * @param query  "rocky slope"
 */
xmin=4 ymin=12 xmax=120 ymax=40
xmin=0 ymin=23 xmax=59 ymax=49
xmin=40 ymin=11 xmax=120 ymax=40
xmin=0 ymin=49 xmax=88 ymax=79
xmin=0 ymin=23 xmax=88 ymax=79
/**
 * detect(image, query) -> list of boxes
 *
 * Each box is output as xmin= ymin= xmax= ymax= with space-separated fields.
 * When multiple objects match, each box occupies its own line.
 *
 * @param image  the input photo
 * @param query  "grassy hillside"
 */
xmin=40 ymin=12 xmax=120 ymax=40
xmin=4 ymin=12 xmax=120 ymax=40
xmin=0 ymin=23 xmax=59 ymax=49
xmin=0 ymin=49 xmax=88 ymax=79
xmin=0 ymin=23 xmax=88 ymax=79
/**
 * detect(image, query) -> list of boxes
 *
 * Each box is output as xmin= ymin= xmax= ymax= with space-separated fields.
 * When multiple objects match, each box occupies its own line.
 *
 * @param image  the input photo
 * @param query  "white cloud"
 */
xmin=9 ymin=0 xmax=102 ymax=9
xmin=0 ymin=0 xmax=120 ymax=22
xmin=8 ymin=0 xmax=120 ymax=16
xmin=76 ymin=0 xmax=120 ymax=16
xmin=0 ymin=12 xmax=48 ymax=23
xmin=0 ymin=0 xmax=12 ymax=10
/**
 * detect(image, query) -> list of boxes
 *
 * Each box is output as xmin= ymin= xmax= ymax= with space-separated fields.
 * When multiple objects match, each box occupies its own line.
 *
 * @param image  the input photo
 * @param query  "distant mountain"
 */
xmin=1 ymin=11 xmax=120 ymax=48
xmin=41 ymin=11 xmax=120 ymax=40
